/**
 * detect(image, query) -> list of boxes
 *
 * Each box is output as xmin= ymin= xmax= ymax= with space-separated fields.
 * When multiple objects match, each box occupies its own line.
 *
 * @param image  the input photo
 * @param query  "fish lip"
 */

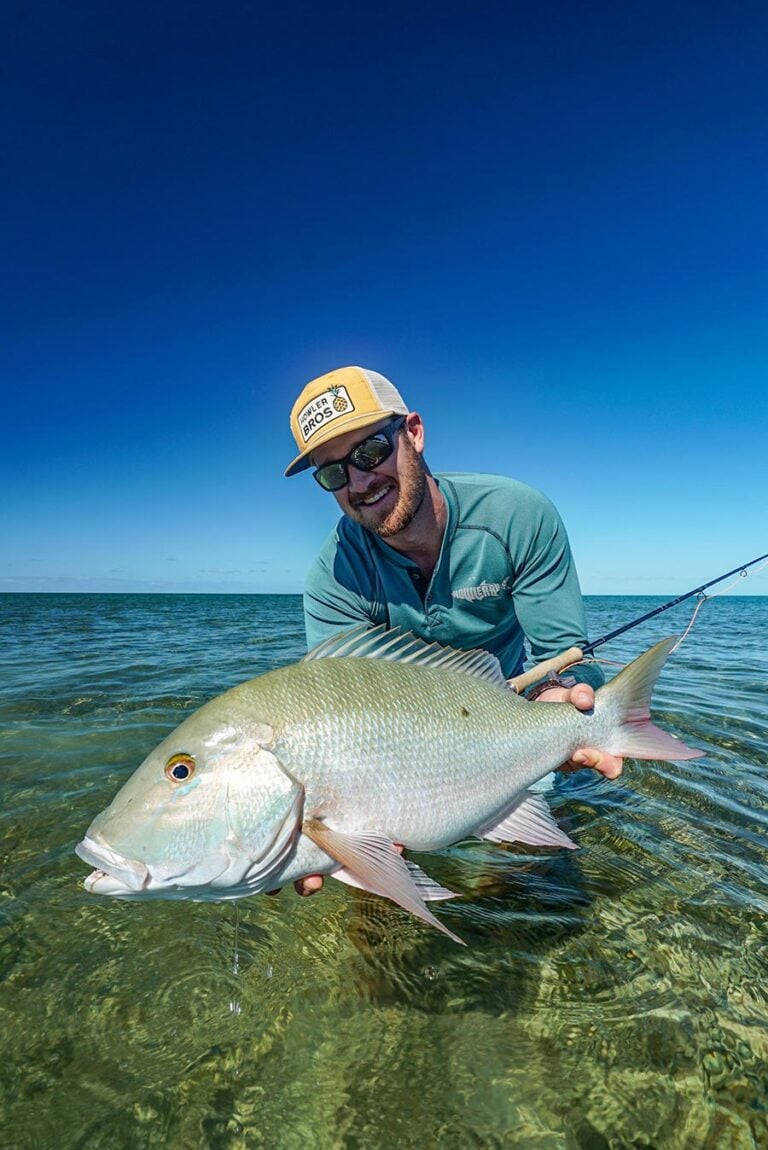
xmin=76 ymin=835 xmax=238 ymax=896
xmin=76 ymin=836 xmax=149 ymax=894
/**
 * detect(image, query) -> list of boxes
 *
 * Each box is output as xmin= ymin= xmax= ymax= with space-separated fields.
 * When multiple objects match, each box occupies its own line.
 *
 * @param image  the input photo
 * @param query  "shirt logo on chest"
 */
xmin=453 ymin=577 xmax=511 ymax=603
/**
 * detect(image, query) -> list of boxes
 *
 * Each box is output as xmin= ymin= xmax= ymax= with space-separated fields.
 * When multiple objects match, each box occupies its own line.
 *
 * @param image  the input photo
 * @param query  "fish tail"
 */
xmin=596 ymin=637 xmax=703 ymax=761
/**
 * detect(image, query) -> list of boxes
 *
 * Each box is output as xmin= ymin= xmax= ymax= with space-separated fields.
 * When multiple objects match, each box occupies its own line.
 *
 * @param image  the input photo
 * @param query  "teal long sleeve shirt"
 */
xmin=303 ymin=473 xmax=603 ymax=691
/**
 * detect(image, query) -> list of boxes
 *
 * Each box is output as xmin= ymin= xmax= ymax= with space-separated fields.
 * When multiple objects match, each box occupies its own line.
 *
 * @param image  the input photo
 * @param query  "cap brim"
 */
xmin=284 ymin=409 xmax=401 ymax=477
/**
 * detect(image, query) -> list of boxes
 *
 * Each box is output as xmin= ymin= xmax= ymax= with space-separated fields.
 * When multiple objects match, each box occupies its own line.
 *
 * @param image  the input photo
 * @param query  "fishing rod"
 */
xmin=511 ymin=550 xmax=768 ymax=693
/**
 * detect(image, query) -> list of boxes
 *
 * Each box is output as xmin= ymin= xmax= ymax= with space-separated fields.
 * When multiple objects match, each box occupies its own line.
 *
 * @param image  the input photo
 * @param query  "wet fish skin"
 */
xmin=76 ymin=629 xmax=703 ymax=942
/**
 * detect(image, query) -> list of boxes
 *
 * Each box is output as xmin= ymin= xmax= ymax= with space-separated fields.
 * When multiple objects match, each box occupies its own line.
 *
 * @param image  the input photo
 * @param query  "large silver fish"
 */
xmin=76 ymin=628 xmax=702 ymax=943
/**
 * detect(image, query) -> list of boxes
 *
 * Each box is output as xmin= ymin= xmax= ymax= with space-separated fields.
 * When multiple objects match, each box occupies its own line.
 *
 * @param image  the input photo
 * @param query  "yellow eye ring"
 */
xmin=165 ymin=753 xmax=196 ymax=783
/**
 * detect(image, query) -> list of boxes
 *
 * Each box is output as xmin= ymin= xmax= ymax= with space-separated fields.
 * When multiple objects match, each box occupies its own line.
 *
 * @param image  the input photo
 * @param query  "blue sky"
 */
xmin=3 ymin=1 xmax=767 ymax=596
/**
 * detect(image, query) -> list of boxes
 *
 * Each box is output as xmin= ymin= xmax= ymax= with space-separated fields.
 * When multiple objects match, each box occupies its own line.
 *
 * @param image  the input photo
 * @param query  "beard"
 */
xmin=347 ymin=435 xmax=428 ymax=538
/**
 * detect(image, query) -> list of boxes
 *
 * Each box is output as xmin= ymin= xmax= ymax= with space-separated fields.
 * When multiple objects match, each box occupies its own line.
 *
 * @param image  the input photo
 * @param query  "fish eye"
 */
xmin=165 ymin=753 xmax=196 ymax=783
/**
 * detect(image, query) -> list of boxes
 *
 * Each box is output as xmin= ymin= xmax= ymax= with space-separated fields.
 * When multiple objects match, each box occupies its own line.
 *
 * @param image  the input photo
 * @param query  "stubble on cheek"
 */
xmin=373 ymin=443 xmax=427 ymax=538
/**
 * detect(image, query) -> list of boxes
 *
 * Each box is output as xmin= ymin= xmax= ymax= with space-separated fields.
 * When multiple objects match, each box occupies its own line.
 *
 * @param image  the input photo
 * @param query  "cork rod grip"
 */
xmin=507 ymin=647 xmax=585 ymax=694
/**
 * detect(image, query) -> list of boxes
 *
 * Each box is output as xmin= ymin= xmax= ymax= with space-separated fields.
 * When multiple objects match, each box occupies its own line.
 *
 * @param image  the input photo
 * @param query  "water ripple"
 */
xmin=1 ymin=592 xmax=768 ymax=1148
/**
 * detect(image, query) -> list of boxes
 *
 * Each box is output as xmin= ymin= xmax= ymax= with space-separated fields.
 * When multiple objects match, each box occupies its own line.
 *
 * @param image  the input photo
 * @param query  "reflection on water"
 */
xmin=1 ymin=592 xmax=767 ymax=1148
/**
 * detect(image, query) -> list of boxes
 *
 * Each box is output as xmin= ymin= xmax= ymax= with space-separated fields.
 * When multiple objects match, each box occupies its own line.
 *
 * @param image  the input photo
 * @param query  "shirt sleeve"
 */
xmin=508 ymin=491 xmax=604 ymax=692
xmin=303 ymin=528 xmax=382 ymax=652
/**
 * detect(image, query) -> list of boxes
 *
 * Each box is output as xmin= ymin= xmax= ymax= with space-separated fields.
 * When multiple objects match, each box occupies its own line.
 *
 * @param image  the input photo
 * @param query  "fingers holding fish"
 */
xmin=530 ymin=680 xmax=625 ymax=778
xmin=532 ymin=681 xmax=595 ymax=709
xmin=295 ymin=873 xmax=326 ymax=897
xmin=565 ymin=747 xmax=624 ymax=779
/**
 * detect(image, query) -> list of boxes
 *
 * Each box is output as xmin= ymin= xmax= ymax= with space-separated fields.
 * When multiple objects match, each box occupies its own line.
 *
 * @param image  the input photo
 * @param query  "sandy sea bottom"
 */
xmin=1 ymin=593 xmax=767 ymax=1148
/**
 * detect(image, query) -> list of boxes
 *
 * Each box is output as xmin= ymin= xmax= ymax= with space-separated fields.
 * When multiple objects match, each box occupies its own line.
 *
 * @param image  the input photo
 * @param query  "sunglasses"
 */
xmin=312 ymin=416 xmax=407 ymax=491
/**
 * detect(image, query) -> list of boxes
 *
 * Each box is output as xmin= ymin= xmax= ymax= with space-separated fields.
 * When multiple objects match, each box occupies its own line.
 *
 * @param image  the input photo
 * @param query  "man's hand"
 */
xmin=294 ymin=874 xmax=326 ymax=897
xmin=531 ymin=681 xmax=624 ymax=779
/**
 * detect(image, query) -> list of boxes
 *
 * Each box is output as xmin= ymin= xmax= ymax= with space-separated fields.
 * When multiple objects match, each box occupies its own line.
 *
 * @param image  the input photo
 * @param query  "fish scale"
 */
xmin=267 ymin=659 xmax=567 ymax=847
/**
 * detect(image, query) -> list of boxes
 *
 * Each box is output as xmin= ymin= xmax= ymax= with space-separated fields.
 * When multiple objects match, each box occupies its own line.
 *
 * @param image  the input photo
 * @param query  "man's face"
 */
xmin=312 ymin=414 xmax=428 ymax=538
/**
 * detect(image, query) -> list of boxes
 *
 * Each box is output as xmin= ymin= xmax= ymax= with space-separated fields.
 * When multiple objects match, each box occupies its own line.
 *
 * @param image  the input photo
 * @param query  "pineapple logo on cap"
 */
xmin=297 ymin=385 xmax=354 ymax=444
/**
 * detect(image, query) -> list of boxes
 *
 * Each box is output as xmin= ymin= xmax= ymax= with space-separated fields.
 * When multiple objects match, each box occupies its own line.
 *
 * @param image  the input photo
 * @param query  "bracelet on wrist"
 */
xmin=526 ymin=672 xmax=577 ymax=702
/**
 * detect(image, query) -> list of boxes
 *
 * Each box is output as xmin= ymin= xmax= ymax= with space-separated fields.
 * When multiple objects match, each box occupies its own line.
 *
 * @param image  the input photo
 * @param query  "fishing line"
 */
xmin=580 ymin=550 xmax=768 ymax=659
xmin=669 ymin=557 xmax=768 ymax=653
xmin=229 ymin=903 xmax=242 ymax=1015
xmin=588 ymin=557 xmax=768 ymax=668
xmin=232 ymin=902 xmax=240 ymax=976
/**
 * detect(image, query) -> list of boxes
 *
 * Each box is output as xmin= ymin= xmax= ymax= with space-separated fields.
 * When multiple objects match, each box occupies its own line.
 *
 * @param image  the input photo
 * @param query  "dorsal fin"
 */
xmin=303 ymin=624 xmax=507 ymax=686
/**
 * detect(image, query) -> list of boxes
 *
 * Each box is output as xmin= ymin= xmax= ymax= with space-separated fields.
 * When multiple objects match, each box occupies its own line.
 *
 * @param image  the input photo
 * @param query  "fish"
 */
xmin=76 ymin=627 xmax=703 ymax=944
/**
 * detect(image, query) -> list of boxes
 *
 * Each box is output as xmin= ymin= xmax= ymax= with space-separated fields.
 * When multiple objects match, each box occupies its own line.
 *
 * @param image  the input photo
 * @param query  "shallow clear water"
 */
xmin=1 ymin=592 xmax=767 ymax=1149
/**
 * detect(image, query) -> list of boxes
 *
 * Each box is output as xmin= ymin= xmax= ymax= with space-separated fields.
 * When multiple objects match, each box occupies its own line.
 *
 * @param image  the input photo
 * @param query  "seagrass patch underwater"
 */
xmin=1 ymin=592 xmax=767 ymax=1148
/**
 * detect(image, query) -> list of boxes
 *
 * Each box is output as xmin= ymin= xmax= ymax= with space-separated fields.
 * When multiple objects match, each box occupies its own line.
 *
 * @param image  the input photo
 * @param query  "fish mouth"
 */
xmin=75 ymin=833 xmax=252 ymax=899
xmin=76 ymin=836 xmax=150 ymax=896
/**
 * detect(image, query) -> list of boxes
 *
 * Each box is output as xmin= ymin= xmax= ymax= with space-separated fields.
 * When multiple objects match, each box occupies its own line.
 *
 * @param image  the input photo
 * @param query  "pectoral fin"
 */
xmin=303 ymin=818 xmax=464 ymax=944
xmin=332 ymin=858 xmax=459 ymax=903
xmin=478 ymin=791 xmax=578 ymax=850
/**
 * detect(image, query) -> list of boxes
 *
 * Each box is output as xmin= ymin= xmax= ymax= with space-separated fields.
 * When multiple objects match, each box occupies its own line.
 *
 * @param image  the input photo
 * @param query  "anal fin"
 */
xmin=303 ymin=818 xmax=464 ymax=944
xmin=478 ymin=790 xmax=578 ymax=850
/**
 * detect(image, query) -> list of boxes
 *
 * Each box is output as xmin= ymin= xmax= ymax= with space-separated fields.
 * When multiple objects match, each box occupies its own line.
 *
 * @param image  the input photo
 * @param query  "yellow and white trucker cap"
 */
xmin=285 ymin=366 xmax=408 ymax=477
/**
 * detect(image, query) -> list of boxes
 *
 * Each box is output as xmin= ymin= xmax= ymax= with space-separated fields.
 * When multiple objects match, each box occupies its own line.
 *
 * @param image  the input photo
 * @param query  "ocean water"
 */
xmin=1 ymin=592 xmax=767 ymax=1149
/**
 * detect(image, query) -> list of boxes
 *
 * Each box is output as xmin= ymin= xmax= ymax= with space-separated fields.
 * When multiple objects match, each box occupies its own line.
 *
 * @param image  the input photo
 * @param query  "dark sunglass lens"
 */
xmin=314 ymin=463 xmax=348 ymax=491
xmin=349 ymin=436 xmax=393 ymax=471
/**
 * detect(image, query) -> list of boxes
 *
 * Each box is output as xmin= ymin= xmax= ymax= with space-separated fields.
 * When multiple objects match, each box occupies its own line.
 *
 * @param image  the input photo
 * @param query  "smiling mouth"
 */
xmin=354 ymin=482 xmax=395 ymax=508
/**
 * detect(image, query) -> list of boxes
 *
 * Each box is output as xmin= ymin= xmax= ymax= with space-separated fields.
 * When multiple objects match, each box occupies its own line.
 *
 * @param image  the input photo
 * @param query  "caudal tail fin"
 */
xmin=597 ymin=637 xmax=704 ymax=761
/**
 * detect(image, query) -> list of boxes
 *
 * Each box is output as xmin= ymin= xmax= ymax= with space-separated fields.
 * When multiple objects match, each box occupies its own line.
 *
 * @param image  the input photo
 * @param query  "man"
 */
xmin=285 ymin=366 xmax=621 ymax=895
